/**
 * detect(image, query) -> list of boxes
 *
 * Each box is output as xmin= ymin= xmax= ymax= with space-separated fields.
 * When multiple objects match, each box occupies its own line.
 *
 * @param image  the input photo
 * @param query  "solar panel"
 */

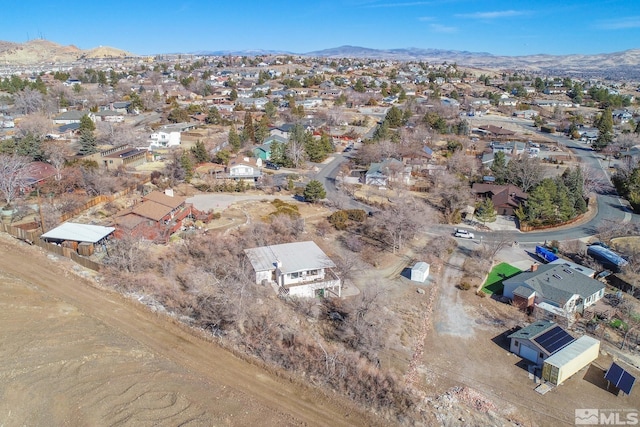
xmin=605 ymin=362 xmax=636 ymax=395
xmin=533 ymin=326 xmax=575 ymax=354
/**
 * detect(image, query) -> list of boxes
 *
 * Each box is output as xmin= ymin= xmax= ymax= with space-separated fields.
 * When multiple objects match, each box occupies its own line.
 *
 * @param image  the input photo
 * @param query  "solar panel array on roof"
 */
xmin=605 ymin=362 xmax=636 ymax=395
xmin=533 ymin=326 xmax=575 ymax=354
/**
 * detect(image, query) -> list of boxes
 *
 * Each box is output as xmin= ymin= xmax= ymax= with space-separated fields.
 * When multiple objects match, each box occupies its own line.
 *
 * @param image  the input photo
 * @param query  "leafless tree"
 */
xmin=285 ymin=138 xmax=307 ymax=168
xmin=96 ymin=122 xmax=142 ymax=147
xmin=478 ymin=233 xmax=512 ymax=262
xmin=374 ymin=197 xmax=432 ymax=253
xmin=447 ymin=150 xmax=478 ymax=178
xmin=16 ymin=113 xmax=52 ymax=138
xmin=103 ymin=231 xmax=152 ymax=274
xmin=324 ymin=284 xmax=395 ymax=362
xmin=437 ymin=172 xmax=473 ymax=223
xmin=42 ymin=139 xmax=71 ymax=180
xmin=507 ymin=156 xmax=543 ymax=192
xmin=13 ymin=88 xmax=45 ymax=115
xmin=581 ymin=164 xmax=608 ymax=196
xmin=0 ymin=154 xmax=30 ymax=206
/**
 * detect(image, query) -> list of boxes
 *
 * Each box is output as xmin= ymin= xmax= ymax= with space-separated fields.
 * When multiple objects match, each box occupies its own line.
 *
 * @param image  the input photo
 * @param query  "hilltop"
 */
xmin=0 ymin=39 xmax=135 ymax=64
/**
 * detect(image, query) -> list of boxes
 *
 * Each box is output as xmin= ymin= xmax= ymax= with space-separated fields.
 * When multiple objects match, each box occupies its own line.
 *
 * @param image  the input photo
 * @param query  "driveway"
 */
xmin=187 ymin=194 xmax=290 ymax=212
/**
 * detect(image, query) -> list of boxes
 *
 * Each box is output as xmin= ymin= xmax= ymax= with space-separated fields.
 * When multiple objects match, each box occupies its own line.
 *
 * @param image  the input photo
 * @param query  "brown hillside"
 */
xmin=0 ymin=39 xmax=135 ymax=64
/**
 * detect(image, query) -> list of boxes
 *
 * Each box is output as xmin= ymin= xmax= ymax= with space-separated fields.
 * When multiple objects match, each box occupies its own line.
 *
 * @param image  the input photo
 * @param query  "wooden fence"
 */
xmin=1 ymin=223 xmax=102 ymax=272
xmin=59 ymin=181 xmax=148 ymax=222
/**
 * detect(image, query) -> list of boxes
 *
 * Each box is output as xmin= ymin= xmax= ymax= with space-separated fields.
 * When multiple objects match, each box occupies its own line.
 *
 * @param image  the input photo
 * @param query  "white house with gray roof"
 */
xmin=503 ymin=264 xmax=605 ymax=315
xmin=244 ymin=241 xmax=341 ymax=298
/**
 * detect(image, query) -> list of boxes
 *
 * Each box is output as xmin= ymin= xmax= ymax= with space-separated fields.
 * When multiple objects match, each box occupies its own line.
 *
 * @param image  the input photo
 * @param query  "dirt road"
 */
xmin=0 ymin=234 xmax=377 ymax=426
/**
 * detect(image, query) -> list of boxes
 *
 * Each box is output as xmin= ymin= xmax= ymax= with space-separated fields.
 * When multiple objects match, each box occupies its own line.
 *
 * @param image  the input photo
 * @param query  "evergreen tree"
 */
xmin=255 ymin=115 xmax=270 ymax=143
xmin=206 ymin=107 xmax=222 ymax=124
xmin=303 ymin=180 xmax=326 ymax=203
xmin=475 ymin=197 xmax=496 ymax=223
xmin=385 ymin=106 xmax=405 ymax=128
xmin=79 ymin=114 xmax=95 ymax=133
xmin=78 ymin=129 xmax=97 ymax=155
xmin=242 ymin=112 xmax=255 ymax=144
xmin=180 ymin=151 xmax=194 ymax=183
xmin=490 ymin=151 xmax=508 ymax=184
xmin=228 ymin=127 xmax=241 ymax=152
xmin=264 ymin=101 xmax=277 ymax=120
xmin=191 ymin=140 xmax=209 ymax=163
xmin=594 ymin=107 xmax=614 ymax=150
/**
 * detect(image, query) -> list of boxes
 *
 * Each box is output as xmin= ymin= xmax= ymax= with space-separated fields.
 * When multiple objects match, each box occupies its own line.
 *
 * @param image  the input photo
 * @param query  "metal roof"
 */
xmin=244 ymin=241 xmax=335 ymax=274
xmin=544 ymin=335 xmax=600 ymax=368
xmin=508 ymin=320 xmax=555 ymax=340
xmin=41 ymin=222 xmax=115 ymax=243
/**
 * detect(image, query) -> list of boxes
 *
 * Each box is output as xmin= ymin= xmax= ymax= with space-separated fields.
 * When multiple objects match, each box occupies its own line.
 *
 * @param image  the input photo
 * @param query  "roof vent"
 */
xmin=552 ymin=274 xmax=563 ymax=280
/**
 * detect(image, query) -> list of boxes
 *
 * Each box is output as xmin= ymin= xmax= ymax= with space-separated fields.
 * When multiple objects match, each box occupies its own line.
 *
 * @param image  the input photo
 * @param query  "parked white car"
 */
xmin=454 ymin=229 xmax=475 ymax=239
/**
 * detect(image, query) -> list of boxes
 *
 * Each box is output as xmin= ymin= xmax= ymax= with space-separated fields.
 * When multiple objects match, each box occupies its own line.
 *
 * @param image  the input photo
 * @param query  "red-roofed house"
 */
xmin=113 ymin=190 xmax=195 ymax=242
xmin=471 ymin=183 xmax=528 ymax=216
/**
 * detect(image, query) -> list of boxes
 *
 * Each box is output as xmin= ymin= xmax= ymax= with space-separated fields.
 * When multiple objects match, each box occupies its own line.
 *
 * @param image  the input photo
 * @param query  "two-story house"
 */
xmin=244 ymin=241 xmax=341 ymax=298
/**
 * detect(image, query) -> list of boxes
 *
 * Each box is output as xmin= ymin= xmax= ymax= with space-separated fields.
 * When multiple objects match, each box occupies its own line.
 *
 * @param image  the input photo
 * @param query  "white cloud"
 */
xmin=596 ymin=16 xmax=640 ymax=30
xmin=456 ymin=10 xmax=528 ymax=19
xmin=430 ymin=23 xmax=457 ymax=33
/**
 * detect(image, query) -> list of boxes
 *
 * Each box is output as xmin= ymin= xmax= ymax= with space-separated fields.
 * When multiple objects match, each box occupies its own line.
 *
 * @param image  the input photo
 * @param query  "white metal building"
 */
xmin=542 ymin=335 xmax=600 ymax=385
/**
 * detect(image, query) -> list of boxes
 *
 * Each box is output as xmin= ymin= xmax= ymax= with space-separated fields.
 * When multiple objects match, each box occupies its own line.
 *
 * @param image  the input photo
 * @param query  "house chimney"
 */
xmin=165 ymin=188 xmax=174 ymax=197
xmin=530 ymin=263 xmax=538 ymax=272
xmin=275 ymin=259 xmax=282 ymax=269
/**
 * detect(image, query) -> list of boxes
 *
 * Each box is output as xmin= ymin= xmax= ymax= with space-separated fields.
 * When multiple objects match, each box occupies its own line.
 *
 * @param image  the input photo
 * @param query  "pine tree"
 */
xmin=303 ymin=180 xmax=326 ymax=203
xmin=180 ymin=151 xmax=194 ymax=183
xmin=78 ymin=129 xmax=97 ymax=155
xmin=242 ymin=112 xmax=255 ymax=144
xmin=191 ymin=140 xmax=209 ymax=163
xmin=490 ymin=151 xmax=508 ymax=184
xmin=228 ymin=127 xmax=241 ymax=152
xmin=475 ymin=197 xmax=496 ymax=223
xmin=595 ymin=107 xmax=614 ymax=150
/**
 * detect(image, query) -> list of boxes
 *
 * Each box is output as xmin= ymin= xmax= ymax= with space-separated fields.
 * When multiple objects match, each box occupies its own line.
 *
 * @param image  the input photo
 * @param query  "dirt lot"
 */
xmin=0 ymin=233 xmax=377 ymax=427
xmin=413 ymin=245 xmax=640 ymax=427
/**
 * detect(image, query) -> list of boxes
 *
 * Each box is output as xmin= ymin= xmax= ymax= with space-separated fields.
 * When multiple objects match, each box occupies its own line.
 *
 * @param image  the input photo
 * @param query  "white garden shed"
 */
xmin=411 ymin=262 xmax=430 ymax=282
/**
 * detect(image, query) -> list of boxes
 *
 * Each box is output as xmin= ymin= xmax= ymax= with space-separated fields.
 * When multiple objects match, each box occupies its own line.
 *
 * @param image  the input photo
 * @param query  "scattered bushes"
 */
xmin=328 ymin=209 xmax=367 ymax=230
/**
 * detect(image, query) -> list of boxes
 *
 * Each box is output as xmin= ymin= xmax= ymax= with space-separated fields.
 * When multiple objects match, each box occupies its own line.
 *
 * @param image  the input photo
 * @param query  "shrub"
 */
xmin=329 ymin=210 xmax=349 ymax=230
xmin=458 ymin=281 xmax=472 ymax=291
xmin=346 ymin=209 xmax=367 ymax=222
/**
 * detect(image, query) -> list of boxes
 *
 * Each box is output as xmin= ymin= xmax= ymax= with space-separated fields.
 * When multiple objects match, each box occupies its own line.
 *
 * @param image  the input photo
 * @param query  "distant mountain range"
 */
xmin=2 ymin=40 xmax=639 ymax=80
xmin=198 ymin=45 xmax=640 ymax=79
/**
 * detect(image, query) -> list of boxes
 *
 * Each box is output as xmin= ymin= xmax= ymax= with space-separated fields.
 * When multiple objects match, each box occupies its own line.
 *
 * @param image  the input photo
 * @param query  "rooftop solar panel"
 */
xmin=605 ymin=362 xmax=636 ymax=395
xmin=533 ymin=326 xmax=575 ymax=354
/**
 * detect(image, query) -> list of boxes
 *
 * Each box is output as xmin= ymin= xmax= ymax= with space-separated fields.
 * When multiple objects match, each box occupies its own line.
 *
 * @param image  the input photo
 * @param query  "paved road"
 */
xmin=311 ymin=150 xmax=375 ymax=212
xmin=464 ymin=115 xmax=640 ymax=243
xmin=305 ymin=112 xmax=639 ymax=244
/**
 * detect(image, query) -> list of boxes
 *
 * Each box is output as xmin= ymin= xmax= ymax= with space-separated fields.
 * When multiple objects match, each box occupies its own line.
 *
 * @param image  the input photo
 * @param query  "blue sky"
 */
xmin=3 ymin=0 xmax=639 ymax=56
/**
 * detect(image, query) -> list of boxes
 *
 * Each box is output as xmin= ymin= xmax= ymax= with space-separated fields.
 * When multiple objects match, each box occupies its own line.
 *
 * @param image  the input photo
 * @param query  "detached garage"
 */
xmin=410 ymin=262 xmax=430 ymax=282
xmin=542 ymin=335 xmax=600 ymax=385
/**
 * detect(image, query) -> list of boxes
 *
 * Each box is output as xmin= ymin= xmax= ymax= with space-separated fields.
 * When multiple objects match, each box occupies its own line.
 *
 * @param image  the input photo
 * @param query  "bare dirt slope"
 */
xmin=0 ymin=234 xmax=376 ymax=427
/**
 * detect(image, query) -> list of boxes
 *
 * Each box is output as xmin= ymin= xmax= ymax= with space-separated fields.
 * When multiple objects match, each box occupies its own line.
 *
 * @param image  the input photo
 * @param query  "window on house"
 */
xmin=290 ymin=272 xmax=300 ymax=279
xmin=514 ymin=341 xmax=519 ymax=347
xmin=307 ymin=269 xmax=318 ymax=276
xmin=540 ymin=352 xmax=544 ymax=358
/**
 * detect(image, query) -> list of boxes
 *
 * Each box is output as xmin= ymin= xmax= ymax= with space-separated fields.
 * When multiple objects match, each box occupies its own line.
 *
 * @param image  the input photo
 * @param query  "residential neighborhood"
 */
xmin=1 ymin=43 xmax=640 ymax=427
